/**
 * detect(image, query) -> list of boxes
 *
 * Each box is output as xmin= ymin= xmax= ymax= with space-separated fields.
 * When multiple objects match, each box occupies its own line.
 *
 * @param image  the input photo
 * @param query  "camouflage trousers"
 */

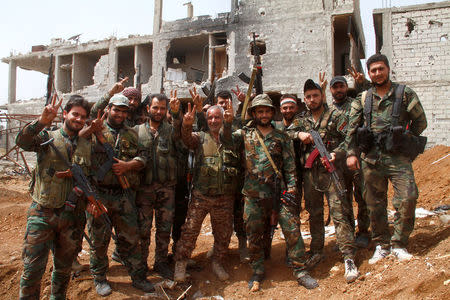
xmin=87 ymin=188 xmax=145 ymax=282
xmin=136 ymin=182 xmax=175 ymax=267
xmin=303 ymin=169 xmax=356 ymax=260
xmin=20 ymin=201 xmax=85 ymax=300
xmin=361 ymin=154 xmax=418 ymax=249
xmin=244 ymin=196 xmax=307 ymax=277
xmin=175 ymin=191 xmax=234 ymax=261
xmin=342 ymin=165 xmax=370 ymax=235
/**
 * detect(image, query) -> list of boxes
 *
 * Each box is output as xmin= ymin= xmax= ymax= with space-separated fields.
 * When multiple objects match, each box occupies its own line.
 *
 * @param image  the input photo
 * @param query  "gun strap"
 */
xmin=254 ymin=130 xmax=282 ymax=179
xmin=363 ymin=89 xmax=373 ymax=128
xmin=242 ymin=66 xmax=258 ymax=120
xmin=392 ymin=84 xmax=406 ymax=127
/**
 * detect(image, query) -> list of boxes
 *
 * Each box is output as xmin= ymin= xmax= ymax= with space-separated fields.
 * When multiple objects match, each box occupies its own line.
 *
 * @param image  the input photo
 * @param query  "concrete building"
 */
xmin=374 ymin=1 xmax=450 ymax=146
xmin=2 ymin=0 xmax=365 ymax=108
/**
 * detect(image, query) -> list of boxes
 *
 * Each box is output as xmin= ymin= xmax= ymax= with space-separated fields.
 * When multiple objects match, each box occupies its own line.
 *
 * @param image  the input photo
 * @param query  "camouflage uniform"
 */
xmin=134 ymin=120 xmax=182 ymax=267
xmin=345 ymin=82 xmax=427 ymax=249
xmin=16 ymin=121 xmax=91 ymax=300
xmin=228 ymin=121 xmax=308 ymax=277
xmin=175 ymin=123 xmax=239 ymax=262
xmin=287 ymin=107 xmax=356 ymax=260
xmin=88 ymin=123 xmax=146 ymax=282
xmin=333 ymin=97 xmax=370 ymax=236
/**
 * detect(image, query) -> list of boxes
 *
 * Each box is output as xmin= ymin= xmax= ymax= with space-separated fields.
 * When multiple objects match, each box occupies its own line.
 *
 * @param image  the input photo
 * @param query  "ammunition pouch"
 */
xmin=380 ymin=126 xmax=427 ymax=160
xmin=356 ymin=126 xmax=374 ymax=154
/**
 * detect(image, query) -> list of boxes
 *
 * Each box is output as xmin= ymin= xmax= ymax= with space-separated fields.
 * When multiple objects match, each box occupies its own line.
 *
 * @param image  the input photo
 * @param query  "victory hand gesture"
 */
xmin=169 ymin=90 xmax=180 ymax=114
xmin=319 ymin=72 xmax=328 ymax=91
xmin=39 ymin=94 xmax=63 ymax=126
xmin=224 ymin=99 xmax=234 ymax=124
xmin=347 ymin=65 xmax=365 ymax=85
xmin=183 ymin=102 xmax=197 ymax=127
xmin=91 ymin=110 xmax=107 ymax=133
xmin=189 ymin=87 xmax=203 ymax=112
xmin=231 ymin=85 xmax=245 ymax=102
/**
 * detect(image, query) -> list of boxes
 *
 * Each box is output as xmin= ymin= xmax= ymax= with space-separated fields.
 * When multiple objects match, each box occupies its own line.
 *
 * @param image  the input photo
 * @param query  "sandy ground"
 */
xmin=0 ymin=146 xmax=449 ymax=299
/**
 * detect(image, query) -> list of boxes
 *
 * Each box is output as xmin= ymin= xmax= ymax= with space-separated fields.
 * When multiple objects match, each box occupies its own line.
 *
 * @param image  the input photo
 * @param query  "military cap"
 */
xmin=249 ymin=94 xmax=275 ymax=111
xmin=303 ymin=79 xmax=322 ymax=93
xmin=330 ymin=76 xmax=347 ymax=87
xmin=109 ymin=94 xmax=130 ymax=107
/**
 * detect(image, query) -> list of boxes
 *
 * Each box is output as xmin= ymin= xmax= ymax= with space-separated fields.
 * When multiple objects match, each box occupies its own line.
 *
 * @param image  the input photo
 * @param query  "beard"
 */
xmin=64 ymin=120 xmax=83 ymax=134
xmin=254 ymin=117 xmax=271 ymax=127
xmin=332 ymin=92 xmax=346 ymax=102
xmin=149 ymin=113 xmax=164 ymax=123
xmin=373 ymin=75 xmax=390 ymax=87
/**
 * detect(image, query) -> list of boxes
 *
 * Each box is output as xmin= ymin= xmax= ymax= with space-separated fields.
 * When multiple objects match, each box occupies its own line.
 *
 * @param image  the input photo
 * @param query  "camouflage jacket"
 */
xmin=91 ymin=123 xmax=141 ymax=188
xmin=16 ymin=120 xmax=92 ymax=208
xmin=286 ymin=107 xmax=348 ymax=166
xmin=135 ymin=120 xmax=183 ymax=186
xmin=332 ymin=97 xmax=355 ymax=116
xmin=345 ymin=81 xmax=427 ymax=164
xmin=224 ymin=121 xmax=297 ymax=199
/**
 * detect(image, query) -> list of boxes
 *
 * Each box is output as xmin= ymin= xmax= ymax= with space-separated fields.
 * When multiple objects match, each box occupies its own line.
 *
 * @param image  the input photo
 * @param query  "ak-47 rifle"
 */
xmin=185 ymin=151 xmax=195 ymax=203
xmin=239 ymin=33 xmax=265 ymax=120
xmin=305 ymin=130 xmax=346 ymax=197
xmin=40 ymin=138 xmax=118 ymax=241
xmin=160 ymin=67 xmax=165 ymax=94
xmin=45 ymin=54 xmax=54 ymax=106
xmin=94 ymin=132 xmax=132 ymax=196
xmin=136 ymin=64 xmax=142 ymax=92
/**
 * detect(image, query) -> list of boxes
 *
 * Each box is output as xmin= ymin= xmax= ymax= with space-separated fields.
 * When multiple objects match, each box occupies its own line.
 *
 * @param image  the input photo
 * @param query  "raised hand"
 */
xmin=319 ymin=72 xmax=328 ymax=91
xmin=39 ymin=94 xmax=63 ymax=126
xmin=231 ymin=85 xmax=245 ymax=102
xmin=169 ymin=90 xmax=180 ymax=114
xmin=347 ymin=65 xmax=365 ymax=85
xmin=183 ymin=102 xmax=197 ymax=127
xmin=112 ymin=157 xmax=129 ymax=176
xmin=189 ymin=87 xmax=203 ymax=112
xmin=224 ymin=99 xmax=234 ymax=124
xmin=109 ymin=77 xmax=129 ymax=97
xmin=91 ymin=110 xmax=107 ymax=133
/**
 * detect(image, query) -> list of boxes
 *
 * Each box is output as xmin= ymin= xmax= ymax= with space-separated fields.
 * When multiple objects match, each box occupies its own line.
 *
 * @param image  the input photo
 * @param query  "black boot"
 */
xmin=154 ymin=261 xmax=174 ymax=280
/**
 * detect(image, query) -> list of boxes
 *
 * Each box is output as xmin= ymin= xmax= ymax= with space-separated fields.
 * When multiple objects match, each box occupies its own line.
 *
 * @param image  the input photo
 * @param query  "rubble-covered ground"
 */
xmin=0 ymin=146 xmax=449 ymax=299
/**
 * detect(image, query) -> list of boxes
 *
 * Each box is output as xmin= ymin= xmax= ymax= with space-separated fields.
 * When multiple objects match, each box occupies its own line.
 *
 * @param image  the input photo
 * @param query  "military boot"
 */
xmin=212 ymin=260 xmax=229 ymax=281
xmin=297 ymin=273 xmax=319 ymax=289
xmin=238 ymin=237 xmax=250 ymax=263
xmin=154 ymin=261 xmax=174 ymax=280
xmin=174 ymin=260 xmax=187 ymax=282
xmin=132 ymin=278 xmax=155 ymax=293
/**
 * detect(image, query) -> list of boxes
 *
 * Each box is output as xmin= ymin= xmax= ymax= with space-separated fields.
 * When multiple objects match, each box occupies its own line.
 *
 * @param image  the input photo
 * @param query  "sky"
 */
xmin=0 ymin=0 xmax=446 ymax=105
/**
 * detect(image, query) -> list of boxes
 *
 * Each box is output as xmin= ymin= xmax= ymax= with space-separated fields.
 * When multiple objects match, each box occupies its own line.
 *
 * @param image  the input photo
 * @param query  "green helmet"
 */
xmin=249 ymin=94 xmax=274 ymax=112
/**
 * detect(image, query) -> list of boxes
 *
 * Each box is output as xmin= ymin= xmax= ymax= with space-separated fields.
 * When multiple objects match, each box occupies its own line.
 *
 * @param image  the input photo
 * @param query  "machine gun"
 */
xmin=136 ymin=63 xmax=142 ymax=92
xmin=239 ymin=33 xmax=266 ymax=120
xmin=40 ymin=138 xmax=117 ymax=241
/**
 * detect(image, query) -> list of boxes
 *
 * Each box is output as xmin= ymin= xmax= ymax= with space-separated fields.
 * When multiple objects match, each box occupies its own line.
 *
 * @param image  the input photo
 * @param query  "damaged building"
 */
xmin=2 ymin=0 xmax=366 ymax=154
xmin=373 ymin=1 xmax=450 ymax=147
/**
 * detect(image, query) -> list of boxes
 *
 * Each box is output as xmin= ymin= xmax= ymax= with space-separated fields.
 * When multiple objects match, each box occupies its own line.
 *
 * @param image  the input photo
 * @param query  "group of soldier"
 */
xmin=16 ymin=53 xmax=427 ymax=299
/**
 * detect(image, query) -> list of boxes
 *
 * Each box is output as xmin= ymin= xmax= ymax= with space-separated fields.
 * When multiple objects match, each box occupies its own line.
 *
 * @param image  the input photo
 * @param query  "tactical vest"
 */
xmin=32 ymin=130 xmax=91 ymax=208
xmin=93 ymin=125 xmax=140 ymax=188
xmin=137 ymin=121 xmax=177 ymax=185
xmin=193 ymin=132 xmax=239 ymax=196
xmin=301 ymin=109 xmax=337 ymax=157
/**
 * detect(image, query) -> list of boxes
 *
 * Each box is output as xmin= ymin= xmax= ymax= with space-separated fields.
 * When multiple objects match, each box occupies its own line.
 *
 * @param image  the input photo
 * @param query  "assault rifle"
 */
xmin=45 ymin=54 xmax=54 ymax=106
xmin=136 ymin=64 xmax=142 ymax=92
xmin=305 ymin=130 xmax=346 ymax=197
xmin=95 ymin=132 xmax=132 ymax=195
xmin=185 ymin=151 xmax=195 ymax=203
xmin=40 ymin=138 xmax=117 ymax=241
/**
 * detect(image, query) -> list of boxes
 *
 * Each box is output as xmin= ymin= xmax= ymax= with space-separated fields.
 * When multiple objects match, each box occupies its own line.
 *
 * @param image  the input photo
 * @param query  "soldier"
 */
xmin=89 ymin=77 xmax=143 ymax=128
xmin=346 ymin=54 xmax=427 ymax=263
xmin=287 ymin=79 xmax=359 ymax=283
xmin=16 ymin=95 xmax=91 ymax=299
xmin=86 ymin=94 xmax=154 ymax=295
xmin=225 ymin=94 xmax=318 ymax=291
xmin=174 ymin=100 xmax=239 ymax=281
xmin=134 ymin=93 xmax=183 ymax=279
xmin=330 ymin=76 xmax=370 ymax=248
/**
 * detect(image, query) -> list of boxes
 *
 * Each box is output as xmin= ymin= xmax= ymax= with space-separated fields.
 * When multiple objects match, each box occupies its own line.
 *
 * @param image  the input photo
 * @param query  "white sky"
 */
xmin=0 ymin=0 xmax=445 ymax=105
